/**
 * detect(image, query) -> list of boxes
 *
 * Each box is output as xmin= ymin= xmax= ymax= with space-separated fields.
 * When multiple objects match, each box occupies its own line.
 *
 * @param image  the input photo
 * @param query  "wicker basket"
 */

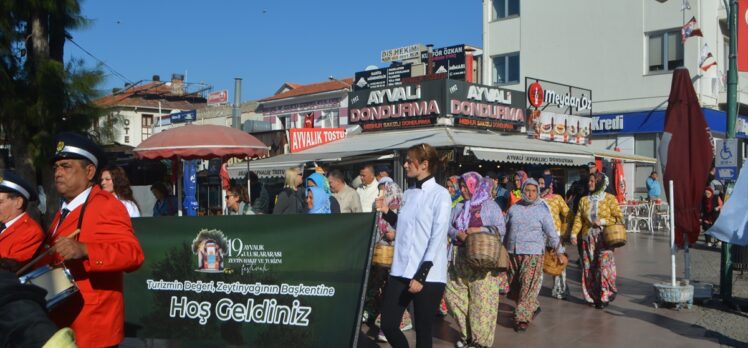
xmin=372 ymin=244 xmax=394 ymax=267
xmin=465 ymin=233 xmax=501 ymax=270
xmin=603 ymin=224 xmax=627 ymax=248
xmin=543 ymin=249 xmax=568 ymax=276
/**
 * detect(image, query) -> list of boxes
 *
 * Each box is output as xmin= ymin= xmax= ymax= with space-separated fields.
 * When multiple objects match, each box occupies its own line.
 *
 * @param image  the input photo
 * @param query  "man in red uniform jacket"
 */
xmin=0 ymin=170 xmax=44 ymax=271
xmin=44 ymin=132 xmax=144 ymax=347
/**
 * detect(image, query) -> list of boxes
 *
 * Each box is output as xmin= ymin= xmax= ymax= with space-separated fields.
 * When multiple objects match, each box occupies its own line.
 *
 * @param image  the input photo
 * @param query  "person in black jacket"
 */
xmin=272 ymin=167 xmax=307 ymax=214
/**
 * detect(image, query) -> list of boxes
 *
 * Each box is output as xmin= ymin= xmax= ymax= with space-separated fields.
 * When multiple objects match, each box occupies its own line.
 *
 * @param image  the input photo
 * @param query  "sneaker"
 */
xmin=377 ymin=330 xmax=388 ymax=342
xmin=455 ymin=339 xmax=468 ymax=348
xmin=400 ymin=322 xmax=413 ymax=331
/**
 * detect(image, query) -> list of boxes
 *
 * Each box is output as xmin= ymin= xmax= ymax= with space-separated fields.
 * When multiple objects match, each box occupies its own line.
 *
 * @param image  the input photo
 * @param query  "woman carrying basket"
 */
xmin=539 ymin=174 xmax=572 ymax=300
xmin=445 ymin=172 xmax=505 ymax=348
xmin=362 ymin=178 xmax=413 ymax=342
xmin=377 ymin=143 xmax=451 ymax=348
xmin=505 ymin=178 xmax=565 ymax=332
xmin=571 ymin=172 xmax=623 ymax=309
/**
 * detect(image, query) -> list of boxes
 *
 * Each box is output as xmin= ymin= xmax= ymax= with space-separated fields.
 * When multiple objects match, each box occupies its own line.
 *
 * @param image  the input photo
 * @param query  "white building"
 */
xmin=258 ymin=78 xmax=352 ymax=131
xmin=482 ymin=0 xmax=748 ymax=197
xmin=96 ymin=75 xmax=207 ymax=147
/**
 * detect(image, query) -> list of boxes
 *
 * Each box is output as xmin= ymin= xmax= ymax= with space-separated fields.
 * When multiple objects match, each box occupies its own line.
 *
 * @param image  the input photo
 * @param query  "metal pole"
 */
xmin=232 ymin=78 xmax=242 ymax=129
xmin=720 ymin=0 xmax=738 ymax=304
xmin=669 ymin=180 xmax=676 ymax=286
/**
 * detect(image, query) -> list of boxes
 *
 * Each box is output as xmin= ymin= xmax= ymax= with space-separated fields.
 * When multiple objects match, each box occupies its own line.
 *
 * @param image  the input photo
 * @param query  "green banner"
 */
xmin=125 ymin=213 xmax=376 ymax=347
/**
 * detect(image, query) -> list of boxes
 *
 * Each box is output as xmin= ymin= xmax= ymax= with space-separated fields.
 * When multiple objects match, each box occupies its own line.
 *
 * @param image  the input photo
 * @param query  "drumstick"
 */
xmin=16 ymin=229 xmax=81 ymax=276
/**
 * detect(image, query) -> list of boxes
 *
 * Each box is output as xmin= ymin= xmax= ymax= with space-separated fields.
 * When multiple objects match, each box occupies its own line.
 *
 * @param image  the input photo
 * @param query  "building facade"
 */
xmin=482 ymin=0 xmax=748 ymax=197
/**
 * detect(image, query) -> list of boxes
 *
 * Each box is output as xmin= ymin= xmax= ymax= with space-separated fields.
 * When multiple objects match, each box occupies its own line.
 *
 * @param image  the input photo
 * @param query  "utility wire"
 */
xmin=66 ymin=37 xmax=133 ymax=85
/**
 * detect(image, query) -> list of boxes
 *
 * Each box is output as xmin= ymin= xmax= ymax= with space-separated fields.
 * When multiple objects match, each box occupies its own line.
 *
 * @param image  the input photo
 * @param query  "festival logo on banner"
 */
xmin=289 ymin=128 xmax=346 ymax=152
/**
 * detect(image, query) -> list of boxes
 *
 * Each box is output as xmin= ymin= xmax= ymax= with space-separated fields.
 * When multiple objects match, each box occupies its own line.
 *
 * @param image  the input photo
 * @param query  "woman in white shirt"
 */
xmin=376 ymin=143 xmax=451 ymax=348
xmin=100 ymin=166 xmax=141 ymax=218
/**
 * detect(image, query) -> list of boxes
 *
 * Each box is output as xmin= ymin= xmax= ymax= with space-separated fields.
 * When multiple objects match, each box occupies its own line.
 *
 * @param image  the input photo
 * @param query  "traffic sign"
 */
xmin=715 ymin=138 xmax=739 ymax=180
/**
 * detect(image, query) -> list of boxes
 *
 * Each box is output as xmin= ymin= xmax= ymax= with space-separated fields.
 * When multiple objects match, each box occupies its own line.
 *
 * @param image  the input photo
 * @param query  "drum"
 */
xmin=603 ymin=224 xmax=627 ymax=248
xmin=465 ymin=233 xmax=502 ymax=270
xmin=18 ymin=265 xmax=78 ymax=309
xmin=372 ymin=244 xmax=394 ymax=267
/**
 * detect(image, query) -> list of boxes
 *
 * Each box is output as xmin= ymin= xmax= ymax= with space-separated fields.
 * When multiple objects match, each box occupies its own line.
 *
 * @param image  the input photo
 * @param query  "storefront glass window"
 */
xmin=647 ymin=29 xmax=683 ymax=72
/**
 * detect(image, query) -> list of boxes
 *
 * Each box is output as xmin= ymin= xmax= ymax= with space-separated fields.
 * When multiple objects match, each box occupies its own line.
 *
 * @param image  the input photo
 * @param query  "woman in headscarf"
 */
xmin=571 ymin=172 xmax=623 ymax=309
xmin=701 ymin=187 xmax=723 ymax=248
xmin=539 ymin=173 xmax=571 ymax=299
xmin=445 ymin=172 xmax=505 ymax=348
xmin=305 ymin=186 xmax=331 ymax=214
xmin=446 ymin=175 xmax=464 ymax=208
xmin=509 ymin=170 xmax=529 ymax=207
xmin=363 ymin=178 xmax=412 ymax=342
xmin=306 ymin=172 xmax=341 ymax=213
xmin=505 ymin=178 xmax=565 ymax=332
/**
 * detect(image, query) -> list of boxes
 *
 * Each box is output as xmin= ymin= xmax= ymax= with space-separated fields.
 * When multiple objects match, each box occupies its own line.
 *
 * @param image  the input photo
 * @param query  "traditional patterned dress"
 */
xmin=543 ymin=193 xmax=571 ymax=299
xmin=445 ymin=173 xmax=505 ymax=347
xmin=504 ymin=179 xmax=561 ymax=326
xmin=572 ymin=191 xmax=623 ymax=305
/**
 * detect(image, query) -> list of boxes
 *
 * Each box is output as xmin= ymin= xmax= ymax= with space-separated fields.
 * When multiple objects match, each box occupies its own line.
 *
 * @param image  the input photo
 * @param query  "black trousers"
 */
xmin=380 ymin=276 xmax=445 ymax=348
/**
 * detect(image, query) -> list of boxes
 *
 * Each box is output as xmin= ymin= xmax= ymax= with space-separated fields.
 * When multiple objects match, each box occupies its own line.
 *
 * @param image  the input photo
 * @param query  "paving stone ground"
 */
xmin=358 ymin=231 xmax=748 ymax=348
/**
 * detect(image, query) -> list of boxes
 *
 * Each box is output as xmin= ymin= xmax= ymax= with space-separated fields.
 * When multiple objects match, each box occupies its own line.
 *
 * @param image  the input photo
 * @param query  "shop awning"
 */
xmin=227 ymin=150 xmax=385 ymax=178
xmin=466 ymin=147 xmax=593 ymax=166
xmin=593 ymin=150 xmax=657 ymax=164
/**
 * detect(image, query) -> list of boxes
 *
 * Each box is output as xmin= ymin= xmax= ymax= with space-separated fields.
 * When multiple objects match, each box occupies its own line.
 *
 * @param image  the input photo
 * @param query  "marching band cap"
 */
xmin=0 ymin=170 xmax=38 ymax=201
xmin=52 ymin=132 xmax=105 ymax=169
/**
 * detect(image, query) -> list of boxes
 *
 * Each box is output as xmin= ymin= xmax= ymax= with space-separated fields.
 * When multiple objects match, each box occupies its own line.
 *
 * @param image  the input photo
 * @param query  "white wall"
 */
xmin=484 ymin=0 xmax=748 ymax=113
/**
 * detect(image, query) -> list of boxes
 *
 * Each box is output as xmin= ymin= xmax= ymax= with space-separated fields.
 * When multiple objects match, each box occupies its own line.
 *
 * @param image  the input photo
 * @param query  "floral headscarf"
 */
xmin=376 ymin=181 xmax=403 ymax=241
xmin=520 ymin=178 xmax=542 ymax=205
xmin=512 ymin=170 xmax=529 ymax=195
xmin=447 ymin=175 xmax=462 ymax=202
xmin=453 ymin=172 xmax=493 ymax=231
xmin=307 ymin=186 xmax=331 ymax=214
xmin=306 ymin=172 xmax=331 ymax=194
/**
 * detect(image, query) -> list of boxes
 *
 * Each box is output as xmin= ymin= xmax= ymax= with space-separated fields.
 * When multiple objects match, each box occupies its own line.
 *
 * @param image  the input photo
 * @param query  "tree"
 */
xmin=0 ymin=0 xmax=103 ymax=226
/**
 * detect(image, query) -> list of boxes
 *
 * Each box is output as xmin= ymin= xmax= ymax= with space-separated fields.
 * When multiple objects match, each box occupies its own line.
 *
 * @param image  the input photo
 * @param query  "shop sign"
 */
xmin=288 ymin=128 xmax=346 ymax=153
xmin=353 ymin=64 xmax=412 ymax=91
xmin=207 ymin=90 xmax=229 ymax=105
xmin=530 ymin=111 xmax=592 ymax=145
xmin=262 ymin=98 xmax=341 ymax=116
xmin=715 ymin=138 xmax=739 ymax=180
xmin=737 ymin=116 xmax=748 ymax=137
xmin=381 ymin=44 xmax=425 ymax=62
xmin=348 ymin=79 xmax=444 ymax=131
xmin=421 ymin=44 xmax=467 ymax=80
xmin=525 ymin=77 xmax=592 ymax=116
xmin=170 ymin=110 xmax=197 ymax=124
xmin=448 ymin=80 xmax=526 ymax=132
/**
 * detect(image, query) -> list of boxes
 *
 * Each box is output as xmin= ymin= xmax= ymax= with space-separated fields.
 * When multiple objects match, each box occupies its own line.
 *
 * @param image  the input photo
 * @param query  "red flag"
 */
xmin=304 ymin=112 xmax=315 ymax=128
xmin=681 ymin=16 xmax=703 ymax=43
xmin=613 ymin=159 xmax=626 ymax=203
xmin=739 ymin=0 xmax=748 ymax=71
xmin=658 ymin=68 xmax=714 ymax=247
xmin=219 ymin=163 xmax=230 ymax=190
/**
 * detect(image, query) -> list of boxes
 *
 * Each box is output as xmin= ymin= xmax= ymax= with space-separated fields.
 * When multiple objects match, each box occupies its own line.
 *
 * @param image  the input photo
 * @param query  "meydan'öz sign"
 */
xmin=125 ymin=213 xmax=376 ymax=347
xmin=348 ymin=79 xmax=527 ymax=132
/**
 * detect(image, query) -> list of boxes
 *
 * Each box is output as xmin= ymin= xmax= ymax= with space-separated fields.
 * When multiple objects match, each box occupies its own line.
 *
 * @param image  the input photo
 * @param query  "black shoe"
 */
xmin=514 ymin=322 xmax=529 ymax=332
xmin=532 ymin=307 xmax=542 ymax=319
xmin=609 ymin=293 xmax=617 ymax=303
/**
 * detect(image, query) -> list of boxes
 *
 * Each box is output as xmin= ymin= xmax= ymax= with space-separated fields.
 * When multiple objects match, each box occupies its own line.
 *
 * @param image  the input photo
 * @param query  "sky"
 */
xmin=66 ymin=0 xmax=482 ymax=102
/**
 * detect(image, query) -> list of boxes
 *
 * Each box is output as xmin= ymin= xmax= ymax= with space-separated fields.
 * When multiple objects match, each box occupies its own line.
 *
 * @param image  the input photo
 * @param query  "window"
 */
xmin=647 ymin=30 xmax=683 ymax=72
xmin=141 ymin=114 xmax=153 ymax=140
xmin=492 ymin=0 xmax=519 ymax=20
xmin=492 ymin=53 xmax=520 ymax=85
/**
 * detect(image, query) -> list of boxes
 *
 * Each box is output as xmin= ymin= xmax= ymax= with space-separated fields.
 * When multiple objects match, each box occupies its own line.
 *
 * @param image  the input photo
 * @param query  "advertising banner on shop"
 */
xmin=125 ymin=213 xmax=376 ymax=347
xmin=421 ymin=44 xmax=467 ymax=80
xmin=353 ymin=65 xmax=412 ymax=91
xmin=289 ymin=128 xmax=346 ymax=153
xmin=348 ymin=79 xmax=445 ymax=131
xmin=529 ymin=111 xmax=592 ymax=145
xmin=447 ymin=80 xmax=526 ymax=132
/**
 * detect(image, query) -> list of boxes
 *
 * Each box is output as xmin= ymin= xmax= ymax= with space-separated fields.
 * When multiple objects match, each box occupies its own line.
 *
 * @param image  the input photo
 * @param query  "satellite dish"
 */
xmin=364 ymin=65 xmax=379 ymax=71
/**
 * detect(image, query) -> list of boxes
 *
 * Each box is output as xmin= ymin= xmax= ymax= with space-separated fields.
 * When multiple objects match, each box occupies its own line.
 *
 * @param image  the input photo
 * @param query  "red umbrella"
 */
xmin=658 ymin=68 xmax=714 ymax=247
xmin=133 ymin=124 xmax=268 ymax=160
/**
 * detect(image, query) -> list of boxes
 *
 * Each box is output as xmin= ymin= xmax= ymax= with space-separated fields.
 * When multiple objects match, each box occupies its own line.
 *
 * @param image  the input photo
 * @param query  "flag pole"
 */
xmin=669 ymin=180 xmax=676 ymax=286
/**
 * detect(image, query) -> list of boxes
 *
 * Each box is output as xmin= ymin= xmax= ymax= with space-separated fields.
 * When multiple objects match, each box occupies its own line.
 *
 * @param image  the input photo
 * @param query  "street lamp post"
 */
xmin=720 ymin=0 xmax=738 ymax=304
